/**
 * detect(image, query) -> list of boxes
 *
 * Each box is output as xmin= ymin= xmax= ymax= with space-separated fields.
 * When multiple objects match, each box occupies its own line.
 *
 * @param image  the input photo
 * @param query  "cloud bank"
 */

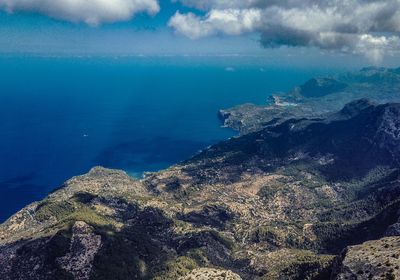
xmin=0 ymin=0 xmax=160 ymax=25
xmin=169 ymin=0 xmax=400 ymax=62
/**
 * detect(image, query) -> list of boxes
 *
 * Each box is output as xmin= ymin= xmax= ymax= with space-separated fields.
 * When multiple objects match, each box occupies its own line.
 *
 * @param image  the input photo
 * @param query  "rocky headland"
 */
xmin=1 ymin=68 xmax=400 ymax=279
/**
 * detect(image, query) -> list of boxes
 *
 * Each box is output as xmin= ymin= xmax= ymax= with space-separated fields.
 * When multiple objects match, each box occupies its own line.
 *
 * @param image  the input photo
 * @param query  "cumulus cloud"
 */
xmin=170 ymin=0 xmax=400 ymax=62
xmin=169 ymin=9 xmax=262 ymax=39
xmin=0 ymin=0 xmax=160 ymax=25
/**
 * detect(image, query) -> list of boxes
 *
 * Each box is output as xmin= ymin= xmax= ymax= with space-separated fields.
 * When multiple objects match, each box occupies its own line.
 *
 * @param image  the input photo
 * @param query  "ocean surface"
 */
xmin=0 ymin=56 xmax=344 ymax=221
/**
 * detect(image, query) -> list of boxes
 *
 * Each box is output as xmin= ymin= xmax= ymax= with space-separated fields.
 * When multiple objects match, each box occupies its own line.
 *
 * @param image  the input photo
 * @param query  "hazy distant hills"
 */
xmin=219 ymin=67 xmax=400 ymax=134
xmin=1 ymin=69 xmax=400 ymax=279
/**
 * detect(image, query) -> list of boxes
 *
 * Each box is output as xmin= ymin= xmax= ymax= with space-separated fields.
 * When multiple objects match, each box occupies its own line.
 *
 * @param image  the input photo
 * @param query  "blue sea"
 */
xmin=0 ymin=56 xmax=344 ymax=221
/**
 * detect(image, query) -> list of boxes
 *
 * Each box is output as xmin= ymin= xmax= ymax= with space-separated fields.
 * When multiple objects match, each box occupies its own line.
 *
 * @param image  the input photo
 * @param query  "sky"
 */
xmin=1 ymin=0 xmax=400 ymax=66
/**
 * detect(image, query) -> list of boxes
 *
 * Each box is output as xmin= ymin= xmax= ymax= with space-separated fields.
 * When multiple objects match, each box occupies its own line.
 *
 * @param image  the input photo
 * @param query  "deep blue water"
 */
xmin=0 ymin=56 xmax=343 ymax=221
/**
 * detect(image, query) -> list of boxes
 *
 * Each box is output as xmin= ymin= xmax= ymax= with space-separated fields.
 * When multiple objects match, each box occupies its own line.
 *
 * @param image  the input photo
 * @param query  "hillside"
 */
xmin=219 ymin=67 xmax=400 ymax=134
xmin=1 ymin=99 xmax=400 ymax=279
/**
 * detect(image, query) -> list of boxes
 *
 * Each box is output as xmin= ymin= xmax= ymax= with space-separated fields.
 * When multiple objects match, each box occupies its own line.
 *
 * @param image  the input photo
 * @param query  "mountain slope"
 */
xmin=1 ymin=100 xmax=400 ymax=279
xmin=219 ymin=67 xmax=400 ymax=134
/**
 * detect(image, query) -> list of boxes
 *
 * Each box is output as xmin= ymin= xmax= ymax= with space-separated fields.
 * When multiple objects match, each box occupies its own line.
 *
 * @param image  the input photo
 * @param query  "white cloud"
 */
xmin=171 ymin=0 xmax=400 ymax=62
xmin=0 ymin=0 xmax=160 ymax=25
xmin=169 ymin=9 xmax=262 ymax=39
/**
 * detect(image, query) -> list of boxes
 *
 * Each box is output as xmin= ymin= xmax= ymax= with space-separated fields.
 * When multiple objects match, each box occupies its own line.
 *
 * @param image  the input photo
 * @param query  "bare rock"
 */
xmin=332 ymin=237 xmax=400 ymax=280
xmin=179 ymin=268 xmax=242 ymax=280
xmin=57 ymin=221 xmax=102 ymax=280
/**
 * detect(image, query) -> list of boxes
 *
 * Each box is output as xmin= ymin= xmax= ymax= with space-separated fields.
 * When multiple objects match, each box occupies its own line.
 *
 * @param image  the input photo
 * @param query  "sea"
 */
xmin=0 ymin=55 xmax=344 ymax=221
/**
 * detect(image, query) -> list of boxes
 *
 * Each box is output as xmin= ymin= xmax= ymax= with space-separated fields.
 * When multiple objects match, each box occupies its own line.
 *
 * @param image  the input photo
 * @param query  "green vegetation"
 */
xmin=281 ymin=163 xmax=326 ymax=188
xmin=257 ymin=183 xmax=292 ymax=200
xmin=35 ymin=193 xmax=120 ymax=234
xmin=152 ymin=256 xmax=198 ymax=280
xmin=165 ymin=179 xmax=181 ymax=192
xmin=4 ymin=96 xmax=400 ymax=279
xmin=250 ymin=225 xmax=305 ymax=249
xmin=185 ymin=248 xmax=209 ymax=267
xmin=36 ymin=200 xmax=76 ymax=222
xmin=209 ymin=230 xmax=235 ymax=250
xmin=250 ymin=226 xmax=284 ymax=246
xmin=261 ymin=250 xmax=334 ymax=280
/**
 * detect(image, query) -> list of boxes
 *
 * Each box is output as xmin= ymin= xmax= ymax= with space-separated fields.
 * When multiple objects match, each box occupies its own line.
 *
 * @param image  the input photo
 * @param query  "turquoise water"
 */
xmin=0 ymin=56 xmax=342 ymax=221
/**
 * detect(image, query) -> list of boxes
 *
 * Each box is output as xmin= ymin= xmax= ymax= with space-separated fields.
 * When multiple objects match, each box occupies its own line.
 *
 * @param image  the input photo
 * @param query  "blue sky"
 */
xmin=0 ymin=3 xmax=259 ymax=56
xmin=1 ymin=0 xmax=400 ymax=67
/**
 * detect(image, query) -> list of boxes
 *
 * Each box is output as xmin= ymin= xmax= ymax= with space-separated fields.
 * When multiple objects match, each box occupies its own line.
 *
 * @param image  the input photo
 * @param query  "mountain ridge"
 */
xmin=219 ymin=67 xmax=400 ymax=134
xmin=1 ymin=99 xmax=400 ymax=279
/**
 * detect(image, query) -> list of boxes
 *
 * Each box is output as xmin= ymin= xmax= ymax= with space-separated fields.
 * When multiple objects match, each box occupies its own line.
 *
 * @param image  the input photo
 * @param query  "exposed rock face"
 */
xmin=386 ymin=223 xmax=400 ymax=237
xmin=377 ymin=105 xmax=400 ymax=159
xmin=57 ymin=221 xmax=102 ymax=280
xmin=386 ymin=213 xmax=400 ymax=237
xmin=332 ymin=237 xmax=400 ymax=280
xmin=1 ymin=100 xmax=400 ymax=279
xmin=0 ymin=234 xmax=73 ymax=280
xmin=179 ymin=268 xmax=242 ymax=280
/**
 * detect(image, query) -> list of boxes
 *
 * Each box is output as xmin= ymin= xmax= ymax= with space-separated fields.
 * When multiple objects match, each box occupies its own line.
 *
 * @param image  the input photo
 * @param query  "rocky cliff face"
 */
xmin=332 ymin=237 xmax=400 ymax=280
xmin=1 ymin=100 xmax=400 ymax=279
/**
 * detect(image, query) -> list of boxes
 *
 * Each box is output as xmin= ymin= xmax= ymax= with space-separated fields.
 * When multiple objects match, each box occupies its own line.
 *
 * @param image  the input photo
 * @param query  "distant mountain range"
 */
xmin=1 ymin=68 xmax=400 ymax=280
xmin=219 ymin=67 xmax=400 ymax=134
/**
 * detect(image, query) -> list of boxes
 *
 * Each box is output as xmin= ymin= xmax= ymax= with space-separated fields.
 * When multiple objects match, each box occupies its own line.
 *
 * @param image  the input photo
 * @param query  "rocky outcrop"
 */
xmin=179 ymin=268 xmax=241 ymax=280
xmin=332 ymin=237 xmax=400 ymax=280
xmin=1 ymin=100 xmax=400 ymax=279
xmin=57 ymin=221 xmax=102 ymax=280
xmin=386 ymin=212 xmax=400 ymax=237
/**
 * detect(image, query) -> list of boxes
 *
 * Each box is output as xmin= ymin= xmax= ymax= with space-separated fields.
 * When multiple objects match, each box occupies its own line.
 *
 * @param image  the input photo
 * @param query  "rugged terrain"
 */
xmin=1 ymin=71 xmax=400 ymax=279
xmin=219 ymin=67 xmax=400 ymax=134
